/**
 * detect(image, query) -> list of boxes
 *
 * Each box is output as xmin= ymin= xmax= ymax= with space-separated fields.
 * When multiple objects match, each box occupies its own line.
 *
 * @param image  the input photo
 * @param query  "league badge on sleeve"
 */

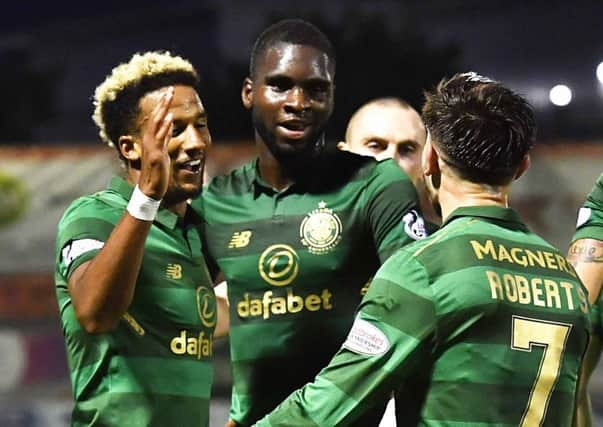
xmin=403 ymin=210 xmax=427 ymax=240
xmin=343 ymin=314 xmax=390 ymax=356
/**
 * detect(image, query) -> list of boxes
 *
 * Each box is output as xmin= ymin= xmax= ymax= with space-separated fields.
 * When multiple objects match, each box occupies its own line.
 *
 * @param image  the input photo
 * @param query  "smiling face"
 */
xmin=138 ymin=84 xmax=210 ymax=205
xmin=342 ymin=101 xmax=427 ymax=184
xmin=242 ymin=42 xmax=334 ymax=164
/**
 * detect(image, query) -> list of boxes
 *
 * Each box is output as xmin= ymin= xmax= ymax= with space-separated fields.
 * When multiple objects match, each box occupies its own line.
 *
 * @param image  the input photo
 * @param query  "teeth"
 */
xmin=180 ymin=159 xmax=202 ymax=172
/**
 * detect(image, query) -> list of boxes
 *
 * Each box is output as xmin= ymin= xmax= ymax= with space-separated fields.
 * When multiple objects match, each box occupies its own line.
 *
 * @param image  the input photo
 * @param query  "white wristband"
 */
xmin=127 ymin=185 xmax=161 ymax=221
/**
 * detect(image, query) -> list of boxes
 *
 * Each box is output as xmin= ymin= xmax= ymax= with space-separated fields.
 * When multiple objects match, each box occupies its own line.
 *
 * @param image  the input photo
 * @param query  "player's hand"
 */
xmin=138 ymin=86 xmax=174 ymax=200
xmin=224 ymin=420 xmax=238 ymax=427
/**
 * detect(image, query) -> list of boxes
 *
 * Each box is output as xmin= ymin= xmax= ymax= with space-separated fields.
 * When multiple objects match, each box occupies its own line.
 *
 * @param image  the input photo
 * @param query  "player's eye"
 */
xmin=365 ymin=141 xmax=385 ymax=152
xmin=398 ymin=144 xmax=417 ymax=155
xmin=171 ymin=125 xmax=185 ymax=137
xmin=266 ymin=76 xmax=293 ymax=92
xmin=305 ymin=81 xmax=331 ymax=98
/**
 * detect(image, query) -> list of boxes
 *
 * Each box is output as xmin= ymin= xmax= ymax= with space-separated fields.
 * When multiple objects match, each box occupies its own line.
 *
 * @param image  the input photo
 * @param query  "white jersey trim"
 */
xmin=62 ymin=239 xmax=104 ymax=268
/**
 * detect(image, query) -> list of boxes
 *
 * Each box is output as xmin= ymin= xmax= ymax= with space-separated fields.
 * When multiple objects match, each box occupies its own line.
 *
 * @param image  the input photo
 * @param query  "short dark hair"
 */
xmin=249 ymin=18 xmax=335 ymax=77
xmin=422 ymin=72 xmax=536 ymax=185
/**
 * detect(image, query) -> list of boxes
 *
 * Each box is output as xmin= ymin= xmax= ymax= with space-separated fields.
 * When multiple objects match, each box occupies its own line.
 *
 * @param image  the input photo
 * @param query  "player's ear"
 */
xmin=514 ymin=154 xmax=530 ymax=180
xmin=241 ymin=77 xmax=253 ymax=110
xmin=118 ymin=135 xmax=141 ymax=163
xmin=422 ymin=135 xmax=440 ymax=177
xmin=337 ymin=141 xmax=349 ymax=152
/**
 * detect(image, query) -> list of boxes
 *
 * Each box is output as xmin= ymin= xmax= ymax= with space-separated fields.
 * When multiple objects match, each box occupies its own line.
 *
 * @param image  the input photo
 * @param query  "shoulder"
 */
xmin=59 ymin=190 xmax=120 ymax=225
xmin=385 ymin=230 xmax=442 ymax=271
xmin=367 ymin=246 xmax=434 ymax=310
xmin=57 ymin=190 xmax=123 ymax=244
xmin=205 ymin=161 xmax=255 ymax=197
xmin=317 ymin=149 xmax=413 ymax=193
xmin=593 ymin=173 xmax=603 ymax=197
xmin=572 ymin=176 xmax=603 ymax=241
xmin=573 ymin=207 xmax=603 ymax=242
xmin=325 ymin=149 xmax=410 ymax=183
xmin=578 ymin=174 xmax=603 ymax=224
xmin=191 ymin=162 xmax=255 ymax=214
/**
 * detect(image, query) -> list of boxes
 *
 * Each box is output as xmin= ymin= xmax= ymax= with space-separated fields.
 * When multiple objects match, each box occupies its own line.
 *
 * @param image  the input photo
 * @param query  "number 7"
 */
xmin=512 ymin=316 xmax=572 ymax=427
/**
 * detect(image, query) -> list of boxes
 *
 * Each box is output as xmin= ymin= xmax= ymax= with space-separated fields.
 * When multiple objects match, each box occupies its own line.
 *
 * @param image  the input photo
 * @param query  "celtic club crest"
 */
xmin=300 ymin=201 xmax=342 ymax=255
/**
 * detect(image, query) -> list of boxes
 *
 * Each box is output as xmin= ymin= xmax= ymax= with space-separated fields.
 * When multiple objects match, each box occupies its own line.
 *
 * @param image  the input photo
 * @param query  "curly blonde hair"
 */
xmin=92 ymin=51 xmax=199 ymax=154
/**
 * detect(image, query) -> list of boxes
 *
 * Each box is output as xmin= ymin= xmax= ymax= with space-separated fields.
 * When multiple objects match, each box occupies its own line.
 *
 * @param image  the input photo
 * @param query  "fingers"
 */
xmin=156 ymin=113 xmax=173 ymax=148
xmin=149 ymin=86 xmax=174 ymax=136
xmin=142 ymin=86 xmax=174 ymax=152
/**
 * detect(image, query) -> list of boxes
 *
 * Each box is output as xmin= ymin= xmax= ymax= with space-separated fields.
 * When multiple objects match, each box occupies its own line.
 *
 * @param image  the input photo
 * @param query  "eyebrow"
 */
xmin=264 ymin=73 xmax=331 ymax=84
xmin=397 ymin=139 xmax=420 ymax=146
xmin=171 ymin=111 xmax=208 ymax=124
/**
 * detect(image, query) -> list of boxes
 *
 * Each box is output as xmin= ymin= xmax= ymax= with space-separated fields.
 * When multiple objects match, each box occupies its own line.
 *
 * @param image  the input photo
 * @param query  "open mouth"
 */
xmin=281 ymin=120 xmax=307 ymax=131
xmin=278 ymin=120 xmax=310 ymax=138
xmin=179 ymin=158 xmax=203 ymax=173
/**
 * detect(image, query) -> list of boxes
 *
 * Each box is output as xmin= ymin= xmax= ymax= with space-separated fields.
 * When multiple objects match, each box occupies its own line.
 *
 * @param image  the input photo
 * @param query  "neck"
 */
xmin=416 ymin=178 xmax=442 ymax=225
xmin=256 ymin=137 xmax=295 ymax=191
xmin=438 ymin=172 xmax=510 ymax=222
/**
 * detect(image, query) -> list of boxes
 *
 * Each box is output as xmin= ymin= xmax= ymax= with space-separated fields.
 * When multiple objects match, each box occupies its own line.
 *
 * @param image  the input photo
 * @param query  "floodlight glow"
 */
xmin=597 ymin=62 xmax=603 ymax=84
xmin=549 ymin=85 xmax=572 ymax=106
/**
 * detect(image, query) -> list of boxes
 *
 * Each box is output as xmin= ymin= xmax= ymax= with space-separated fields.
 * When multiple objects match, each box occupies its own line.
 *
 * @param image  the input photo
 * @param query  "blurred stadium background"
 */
xmin=2 ymin=1 xmax=603 ymax=426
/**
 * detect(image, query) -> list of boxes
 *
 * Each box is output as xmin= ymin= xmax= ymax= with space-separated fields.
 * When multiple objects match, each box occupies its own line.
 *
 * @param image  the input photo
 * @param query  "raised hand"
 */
xmin=137 ymin=86 xmax=174 ymax=200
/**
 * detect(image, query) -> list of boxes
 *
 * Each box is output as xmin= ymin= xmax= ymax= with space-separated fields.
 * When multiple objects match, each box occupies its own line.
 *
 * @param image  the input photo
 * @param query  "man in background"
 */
xmin=339 ymin=97 xmax=440 ymax=225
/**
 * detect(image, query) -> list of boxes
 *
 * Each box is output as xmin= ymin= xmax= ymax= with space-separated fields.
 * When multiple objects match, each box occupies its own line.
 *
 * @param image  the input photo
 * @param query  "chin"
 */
xmin=165 ymin=184 xmax=202 ymax=205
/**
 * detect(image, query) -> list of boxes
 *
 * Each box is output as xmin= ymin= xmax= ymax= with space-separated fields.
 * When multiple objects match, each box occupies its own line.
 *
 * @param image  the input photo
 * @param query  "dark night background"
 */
xmin=1 ymin=0 xmax=602 ymax=145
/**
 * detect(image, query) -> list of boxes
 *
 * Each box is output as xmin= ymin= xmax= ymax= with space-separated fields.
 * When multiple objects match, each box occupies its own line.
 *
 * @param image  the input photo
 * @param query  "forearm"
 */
xmin=255 ymin=348 xmax=396 ymax=427
xmin=573 ymin=335 xmax=603 ymax=427
xmin=69 ymin=213 xmax=152 ymax=333
xmin=255 ymin=318 xmax=410 ymax=426
xmin=256 ymin=375 xmax=345 ymax=427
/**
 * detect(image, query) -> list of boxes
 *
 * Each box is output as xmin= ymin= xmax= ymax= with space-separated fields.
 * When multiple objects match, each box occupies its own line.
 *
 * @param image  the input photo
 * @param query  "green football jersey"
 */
xmin=55 ymin=176 xmax=216 ymax=427
xmin=255 ymin=206 xmax=591 ymax=427
xmin=572 ymin=173 xmax=603 ymax=244
xmin=193 ymin=150 xmax=426 ymax=426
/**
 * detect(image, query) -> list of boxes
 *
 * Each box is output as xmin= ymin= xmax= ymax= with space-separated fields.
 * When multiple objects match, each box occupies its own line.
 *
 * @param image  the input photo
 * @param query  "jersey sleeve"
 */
xmin=363 ymin=160 xmax=427 ymax=262
xmin=572 ymin=174 xmax=603 ymax=242
xmin=254 ymin=251 xmax=437 ymax=427
xmin=55 ymin=197 xmax=118 ymax=280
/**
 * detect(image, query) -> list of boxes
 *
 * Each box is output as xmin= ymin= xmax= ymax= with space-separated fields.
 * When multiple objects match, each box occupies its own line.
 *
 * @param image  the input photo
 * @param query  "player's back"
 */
xmin=393 ymin=206 xmax=590 ymax=426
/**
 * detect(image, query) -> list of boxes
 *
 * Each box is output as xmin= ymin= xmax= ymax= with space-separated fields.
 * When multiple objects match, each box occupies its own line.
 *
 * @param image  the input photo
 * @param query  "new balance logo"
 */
xmin=229 ymin=230 xmax=252 ymax=248
xmin=166 ymin=264 xmax=182 ymax=280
